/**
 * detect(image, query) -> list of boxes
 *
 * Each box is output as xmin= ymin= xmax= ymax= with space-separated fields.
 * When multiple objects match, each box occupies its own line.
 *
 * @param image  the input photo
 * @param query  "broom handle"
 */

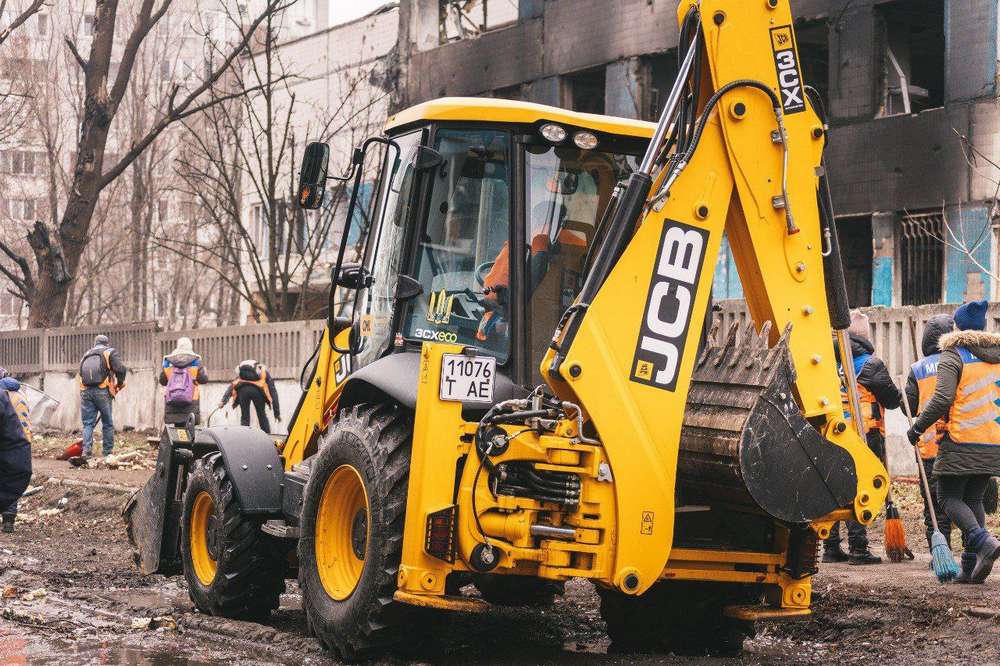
xmin=904 ymin=314 xmax=942 ymax=533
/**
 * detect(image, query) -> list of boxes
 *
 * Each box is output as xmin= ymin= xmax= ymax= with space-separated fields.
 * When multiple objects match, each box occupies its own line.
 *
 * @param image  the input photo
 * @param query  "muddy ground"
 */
xmin=1 ymin=433 xmax=999 ymax=665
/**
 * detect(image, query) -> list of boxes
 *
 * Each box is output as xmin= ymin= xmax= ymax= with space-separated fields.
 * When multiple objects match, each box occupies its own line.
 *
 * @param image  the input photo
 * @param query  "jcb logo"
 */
xmin=427 ymin=289 xmax=454 ymax=325
xmin=630 ymin=220 xmax=707 ymax=392
xmin=334 ymin=355 xmax=351 ymax=384
xmin=770 ymin=26 xmax=806 ymax=114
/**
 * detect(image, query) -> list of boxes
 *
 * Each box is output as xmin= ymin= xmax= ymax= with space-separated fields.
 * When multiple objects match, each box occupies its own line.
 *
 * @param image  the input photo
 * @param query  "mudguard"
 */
xmin=202 ymin=426 xmax=283 ymax=514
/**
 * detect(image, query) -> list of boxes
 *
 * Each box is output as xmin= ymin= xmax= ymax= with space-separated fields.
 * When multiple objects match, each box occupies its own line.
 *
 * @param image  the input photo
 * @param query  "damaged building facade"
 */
xmin=308 ymin=0 xmax=998 ymax=307
xmin=389 ymin=0 xmax=999 ymax=306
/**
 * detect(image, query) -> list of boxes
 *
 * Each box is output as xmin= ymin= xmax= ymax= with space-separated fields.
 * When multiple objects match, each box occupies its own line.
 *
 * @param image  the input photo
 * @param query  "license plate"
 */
xmin=440 ymin=354 xmax=495 ymax=403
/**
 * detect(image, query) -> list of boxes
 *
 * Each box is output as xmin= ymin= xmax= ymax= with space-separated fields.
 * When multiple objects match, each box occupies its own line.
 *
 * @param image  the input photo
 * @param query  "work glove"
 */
xmin=906 ymin=427 xmax=920 ymax=446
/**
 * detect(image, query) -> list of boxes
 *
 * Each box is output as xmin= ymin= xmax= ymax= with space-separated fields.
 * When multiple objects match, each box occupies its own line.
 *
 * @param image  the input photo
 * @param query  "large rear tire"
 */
xmin=598 ymin=581 xmax=755 ymax=656
xmin=180 ymin=452 xmax=287 ymax=620
xmin=298 ymin=402 xmax=412 ymax=661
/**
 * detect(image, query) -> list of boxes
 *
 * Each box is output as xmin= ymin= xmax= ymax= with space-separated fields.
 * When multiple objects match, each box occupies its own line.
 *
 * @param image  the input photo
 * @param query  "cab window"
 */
xmin=521 ymin=143 xmax=639 ymax=382
xmin=401 ymin=128 xmax=512 ymax=362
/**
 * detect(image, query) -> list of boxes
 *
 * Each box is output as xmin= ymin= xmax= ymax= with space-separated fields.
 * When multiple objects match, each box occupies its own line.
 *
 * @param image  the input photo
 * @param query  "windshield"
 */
xmin=402 ymin=128 xmax=512 ymax=361
xmin=522 ymin=143 xmax=640 ymax=382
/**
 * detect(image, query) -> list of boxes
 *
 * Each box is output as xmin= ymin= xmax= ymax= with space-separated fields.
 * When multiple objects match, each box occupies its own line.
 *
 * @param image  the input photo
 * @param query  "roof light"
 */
xmin=540 ymin=123 xmax=567 ymax=143
xmin=573 ymin=131 xmax=599 ymax=150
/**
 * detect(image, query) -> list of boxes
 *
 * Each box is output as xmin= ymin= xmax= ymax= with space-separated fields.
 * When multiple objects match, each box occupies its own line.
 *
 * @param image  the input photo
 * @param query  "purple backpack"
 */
xmin=165 ymin=366 xmax=195 ymax=406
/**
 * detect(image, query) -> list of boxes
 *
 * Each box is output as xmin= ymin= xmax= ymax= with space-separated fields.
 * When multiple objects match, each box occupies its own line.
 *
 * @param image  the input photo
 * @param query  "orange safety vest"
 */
xmin=946 ymin=347 xmax=1000 ymax=446
xmin=840 ymin=353 xmax=884 ymax=435
xmin=6 ymin=388 xmax=32 ymax=443
xmin=78 ymin=349 xmax=123 ymax=396
xmin=163 ymin=364 xmax=201 ymax=401
xmin=230 ymin=368 xmax=272 ymax=405
xmin=911 ymin=353 xmax=946 ymax=459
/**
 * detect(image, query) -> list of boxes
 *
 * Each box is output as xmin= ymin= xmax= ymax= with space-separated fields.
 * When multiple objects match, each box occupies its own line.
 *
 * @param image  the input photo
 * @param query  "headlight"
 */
xmin=573 ymin=131 xmax=599 ymax=150
xmin=540 ymin=123 xmax=567 ymax=143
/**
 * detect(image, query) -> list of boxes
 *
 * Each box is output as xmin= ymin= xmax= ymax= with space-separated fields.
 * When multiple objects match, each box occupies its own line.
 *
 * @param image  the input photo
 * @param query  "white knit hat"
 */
xmin=169 ymin=336 xmax=194 ymax=356
xmin=848 ymin=310 xmax=871 ymax=340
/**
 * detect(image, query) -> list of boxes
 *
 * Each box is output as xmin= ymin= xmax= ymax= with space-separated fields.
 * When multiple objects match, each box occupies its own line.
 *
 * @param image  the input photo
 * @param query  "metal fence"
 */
xmin=0 ymin=320 xmax=327 ymax=379
xmin=714 ymin=300 xmax=1000 ymax=381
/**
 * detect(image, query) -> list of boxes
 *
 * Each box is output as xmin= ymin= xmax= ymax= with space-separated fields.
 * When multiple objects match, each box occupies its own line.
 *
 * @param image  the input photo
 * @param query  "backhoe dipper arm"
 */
xmin=541 ymin=0 xmax=888 ymax=595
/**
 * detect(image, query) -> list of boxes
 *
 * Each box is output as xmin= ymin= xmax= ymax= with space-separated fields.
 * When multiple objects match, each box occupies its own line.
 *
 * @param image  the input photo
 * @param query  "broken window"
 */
xmin=899 ymin=211 xmax=944 ymax=305
xmin=876 ymin=0 xmax=944 ymax=117
xmin=438 ymin=0 xmax=517 ymax=45
xmin=836 ymin=216 xmax=873 ymax=307
xmin=646 ymin=52 xmax=678 ymax=122
xmin=795 ymin=19 xmax=829 ymax=110
xmin=563 ymin=67 xmax=606 ymax=115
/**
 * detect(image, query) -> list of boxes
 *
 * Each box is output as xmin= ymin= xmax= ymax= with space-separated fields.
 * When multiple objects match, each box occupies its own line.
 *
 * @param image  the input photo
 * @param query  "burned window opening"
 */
xmin=795 ymin=19 xmax=829 ymax=110
xmin=899 ymin=212 xmax=944 ymax=305
xmin=836 ymin=216 xmax=873 ymax=307
xmin=646 ymin=51 xmax=678 ymax=122
xmin=438 ymin=0 xmax=517 ymax=45
xmin=563 ymin=67 xmax=606 ymax=116
xmin=876 ymin=0 xmax=944 ymax=117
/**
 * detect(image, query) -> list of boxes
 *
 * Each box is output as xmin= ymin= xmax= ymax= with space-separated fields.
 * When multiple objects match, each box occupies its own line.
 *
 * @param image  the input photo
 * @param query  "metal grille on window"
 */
xmin=899 ymin=212 xmax=944 ymax=305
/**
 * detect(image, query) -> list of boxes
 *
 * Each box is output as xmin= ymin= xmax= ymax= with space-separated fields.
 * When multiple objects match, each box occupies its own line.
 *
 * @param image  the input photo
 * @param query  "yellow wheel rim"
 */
xmin=189 ymin=491 xmax=218 ymax=586
xmin=315 ymin=465 xmax=369 ymax=601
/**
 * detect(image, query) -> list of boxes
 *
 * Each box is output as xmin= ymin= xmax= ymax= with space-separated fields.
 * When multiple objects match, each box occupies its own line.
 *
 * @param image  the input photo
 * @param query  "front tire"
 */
xmin=298 ymin=402 xmax=412 ymax=661
xmin=180 ymin=452 xmax=287 ymax=620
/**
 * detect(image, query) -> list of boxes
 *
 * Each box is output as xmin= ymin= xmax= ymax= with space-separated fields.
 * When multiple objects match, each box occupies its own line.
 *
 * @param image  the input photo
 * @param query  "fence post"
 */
xmin=39 ymin=328 xmax=49 ymax=374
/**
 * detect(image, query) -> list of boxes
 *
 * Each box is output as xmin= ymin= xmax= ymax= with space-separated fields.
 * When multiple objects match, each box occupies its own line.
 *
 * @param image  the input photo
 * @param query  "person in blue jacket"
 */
xmin=0 ymin=367 xmax=31 ymax=533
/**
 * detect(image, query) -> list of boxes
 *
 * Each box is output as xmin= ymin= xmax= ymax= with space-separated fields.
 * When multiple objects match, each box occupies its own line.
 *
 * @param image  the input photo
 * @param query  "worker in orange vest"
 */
xmin=77 ymin=335 xmax=127 ymax=458
xmin=826 ymin=311 xmax=902 ymax=565
xmin=908 ymin=300 xmax=1000 ymax=584
xmin=219 ymin=360 xmax=281 ymax=434
xmin=904 ymin=314 xmax=955 ymax=552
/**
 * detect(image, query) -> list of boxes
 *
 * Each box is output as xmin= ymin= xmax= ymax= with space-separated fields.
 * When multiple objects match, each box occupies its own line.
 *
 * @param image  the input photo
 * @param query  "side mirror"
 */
xmin=335 ymin=264 xmax=373 ymax=290
xmin=414 ymin=145 xmax=443 ymax=171
xmin=298 ymin=142 xmax=330 ymax=210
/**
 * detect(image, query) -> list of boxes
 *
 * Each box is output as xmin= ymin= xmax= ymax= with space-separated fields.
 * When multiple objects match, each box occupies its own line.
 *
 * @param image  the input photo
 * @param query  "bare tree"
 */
xmin=0 ymin=0 xmax=290 ymax=328
xmin=0 ymin=0 xmax=46 ymax=47
xmin=158 ymin=14 xmax=388 ymax=323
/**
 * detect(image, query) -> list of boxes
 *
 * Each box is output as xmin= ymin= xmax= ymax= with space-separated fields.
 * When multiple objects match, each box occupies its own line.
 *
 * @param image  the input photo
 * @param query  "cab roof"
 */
xmin=385 ymin=97 xmax=655 ymax=139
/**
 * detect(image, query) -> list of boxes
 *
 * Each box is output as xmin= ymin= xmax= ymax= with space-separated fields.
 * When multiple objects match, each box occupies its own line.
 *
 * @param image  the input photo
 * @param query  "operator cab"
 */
xmin=299 ymin=98 xmax=653 ymax=388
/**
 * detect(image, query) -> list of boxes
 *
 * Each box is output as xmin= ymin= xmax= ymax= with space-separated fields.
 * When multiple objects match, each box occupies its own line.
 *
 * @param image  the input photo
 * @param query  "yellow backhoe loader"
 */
xmin=126 ymin=0 xmax=888 ymax=659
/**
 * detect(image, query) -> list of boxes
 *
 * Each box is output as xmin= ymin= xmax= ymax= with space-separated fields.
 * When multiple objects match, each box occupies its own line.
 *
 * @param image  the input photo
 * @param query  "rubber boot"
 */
xmin=822 ymin=544 xmax=849 ymax=563
xmin=1 ymin=513 xmax=14 ymax=533
xmin=955 ymin=551 xmax=977 ymax=584
xmin=969 ymin=529 xmax=1000 ymax=584
xmin=848 ymin=548 xmax=882 ymax=565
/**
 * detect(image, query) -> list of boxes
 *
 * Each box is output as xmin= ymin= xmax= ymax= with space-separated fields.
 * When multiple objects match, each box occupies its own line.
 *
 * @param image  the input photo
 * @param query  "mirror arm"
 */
xmin=327 ymin=137 xmax=401 ymax=351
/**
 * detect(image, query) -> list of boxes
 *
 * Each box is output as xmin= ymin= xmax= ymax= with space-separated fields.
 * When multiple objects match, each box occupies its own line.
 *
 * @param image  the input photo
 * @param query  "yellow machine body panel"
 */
xmin=281 ymin=327 xmax=353 ymax=469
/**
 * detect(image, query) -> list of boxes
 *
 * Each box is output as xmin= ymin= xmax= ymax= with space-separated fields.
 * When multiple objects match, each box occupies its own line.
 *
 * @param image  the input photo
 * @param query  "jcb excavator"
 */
xmin=126 ymin=0 xmax=888 ymax=658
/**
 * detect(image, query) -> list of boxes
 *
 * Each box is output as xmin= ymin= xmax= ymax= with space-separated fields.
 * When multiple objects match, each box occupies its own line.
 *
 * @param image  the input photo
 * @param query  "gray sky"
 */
xmin=329 ymin=0 xmax=389 ymax=27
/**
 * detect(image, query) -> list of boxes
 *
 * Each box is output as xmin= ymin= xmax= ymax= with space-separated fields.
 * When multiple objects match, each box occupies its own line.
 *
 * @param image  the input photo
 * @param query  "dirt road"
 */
xmin=2 ymin=434 xmax=998 ymax=665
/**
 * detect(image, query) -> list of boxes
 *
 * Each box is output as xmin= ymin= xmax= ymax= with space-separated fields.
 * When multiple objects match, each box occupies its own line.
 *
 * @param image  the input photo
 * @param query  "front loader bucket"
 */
xmin=678 ymin=321 xmax=857 ymax=523
xmin=123 ymin=429 xmax=193 ymax=575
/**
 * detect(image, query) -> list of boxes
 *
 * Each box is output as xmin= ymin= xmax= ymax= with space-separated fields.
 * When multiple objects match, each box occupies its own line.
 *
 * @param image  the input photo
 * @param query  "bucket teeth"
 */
xmin=694 ymin=319 xmax=795 ymax=388
xmin=681 ymin=319 xmax=857 ymax=522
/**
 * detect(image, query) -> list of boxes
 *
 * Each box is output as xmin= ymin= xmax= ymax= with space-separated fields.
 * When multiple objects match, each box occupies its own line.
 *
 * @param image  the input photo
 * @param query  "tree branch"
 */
xmin=0 ymin=0 xmax=46 ymax=47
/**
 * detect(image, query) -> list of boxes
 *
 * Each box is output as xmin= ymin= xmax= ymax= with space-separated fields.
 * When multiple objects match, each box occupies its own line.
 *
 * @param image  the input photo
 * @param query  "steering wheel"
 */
xmin=475 ymin=260 xmax=495 ymax=287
